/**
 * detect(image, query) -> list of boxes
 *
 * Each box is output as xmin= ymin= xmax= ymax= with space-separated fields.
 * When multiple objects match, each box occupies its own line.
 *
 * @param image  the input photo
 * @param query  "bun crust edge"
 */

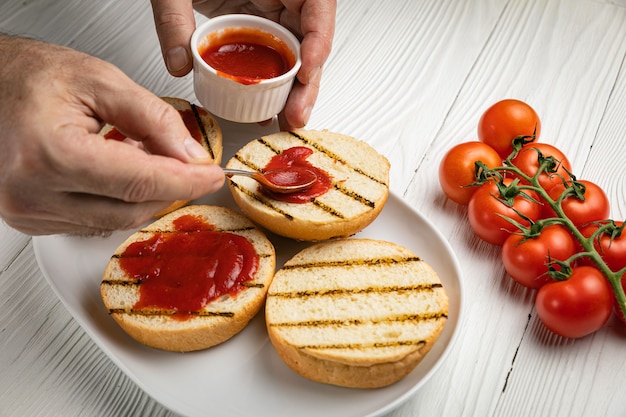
xmin=265 ymin=238 xmax=448 ymax=388
xmin=268 ymin=332 xmax=439 ymax=388
xmin=229 ymin=188 xmax=389 ymax=241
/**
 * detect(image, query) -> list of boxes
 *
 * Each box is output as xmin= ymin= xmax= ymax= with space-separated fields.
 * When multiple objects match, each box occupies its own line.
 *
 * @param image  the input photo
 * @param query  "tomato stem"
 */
xmin=484 ymin=152 xmax=626 ymax=319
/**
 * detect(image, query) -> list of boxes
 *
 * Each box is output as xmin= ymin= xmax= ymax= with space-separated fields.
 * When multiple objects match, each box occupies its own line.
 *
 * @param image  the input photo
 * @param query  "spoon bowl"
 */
xmin=224 ymin=167 xmax=317 ymax=194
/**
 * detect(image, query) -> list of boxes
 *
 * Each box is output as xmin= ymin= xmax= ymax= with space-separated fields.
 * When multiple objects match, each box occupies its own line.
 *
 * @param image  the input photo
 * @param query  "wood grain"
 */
xmin=1 ymin=0 xmax=626 ymax=416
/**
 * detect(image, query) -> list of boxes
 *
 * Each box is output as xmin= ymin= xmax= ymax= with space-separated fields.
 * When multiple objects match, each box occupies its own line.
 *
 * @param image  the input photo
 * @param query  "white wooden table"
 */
xmin=2 ymin=0 xmax=626 ymax=416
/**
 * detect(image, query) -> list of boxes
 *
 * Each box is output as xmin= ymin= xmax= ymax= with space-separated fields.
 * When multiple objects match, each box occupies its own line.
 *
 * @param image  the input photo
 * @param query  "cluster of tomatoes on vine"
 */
xmin=438 ymin=99 xmax=626 ymax=339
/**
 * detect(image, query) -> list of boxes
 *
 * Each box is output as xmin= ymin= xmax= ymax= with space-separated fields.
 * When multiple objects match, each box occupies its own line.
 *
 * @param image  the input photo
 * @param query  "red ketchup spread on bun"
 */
xmin=261 ymin=146 xmax=332 ymax=203
xmin=119 ymin=214 xmax=259 ymax=321
xmin=198 ymin=27 xmax=295 ymax=85
xmin=263 ymin=167 xmax=317 ymax=189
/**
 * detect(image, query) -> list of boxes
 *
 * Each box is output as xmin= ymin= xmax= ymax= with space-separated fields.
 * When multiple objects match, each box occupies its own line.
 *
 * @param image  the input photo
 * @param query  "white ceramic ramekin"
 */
xmin=191 ymin=14 xmax=302 ymax=123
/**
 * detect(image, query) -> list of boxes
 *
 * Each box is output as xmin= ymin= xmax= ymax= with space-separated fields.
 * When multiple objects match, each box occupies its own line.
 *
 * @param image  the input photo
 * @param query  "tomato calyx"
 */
xmin=506 ymin=128 xmax=540 ymax=161
xmin=505 ymin=144 xmax=569 ymax=179
xmin=585 ymin=219 xmax=624 ymax=247
xmin=474 ymin=160 xmax=498 ymax=183
xmin=491 ymin=177 xmax=540 ymax=207
xmin=461 ymin=160 xmax=501 ymax=190
xmin=507 ymin=215 xmax=569 ymax=241
xmin=555 ymin=177 xmax=586 ymax=202
xmin=545 ymin=259 xmax=573 ymax=282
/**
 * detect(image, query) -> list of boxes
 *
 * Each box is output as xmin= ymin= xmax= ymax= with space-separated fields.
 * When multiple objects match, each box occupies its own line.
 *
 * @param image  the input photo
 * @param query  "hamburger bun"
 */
xmin=100 ymin=205 xmax=275 ymax=352
xmin=265 ymin=238 xmax=448 ymax=388
xmin=99 ymin=97 xmax=223 ymax=217
xmin=225 ymin=129 xmax=390 ymax=241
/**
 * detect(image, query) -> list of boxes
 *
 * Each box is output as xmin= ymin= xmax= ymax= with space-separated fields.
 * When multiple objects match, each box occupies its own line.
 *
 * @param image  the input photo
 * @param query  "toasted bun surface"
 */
xmin=265 ymin=238 xmax=448 ymax=388
xmin=100 ymin=205 xmax=275 ymax=352
xmin=98 ymin=97 xmax=223 ymax=218
xmin=225 ymin=129 xmax=390 ymax=241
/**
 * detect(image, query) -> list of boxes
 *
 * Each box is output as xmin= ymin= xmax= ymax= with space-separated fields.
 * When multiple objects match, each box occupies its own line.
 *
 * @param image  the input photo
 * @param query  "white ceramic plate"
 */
xmin=33 ymin=121 xmax=463 ymax=417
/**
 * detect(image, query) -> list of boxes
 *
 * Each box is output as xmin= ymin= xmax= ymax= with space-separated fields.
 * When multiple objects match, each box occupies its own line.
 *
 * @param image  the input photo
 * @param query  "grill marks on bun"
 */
xmin=289 ymin=130 xmax=388 ymax=187
xmin=189 ymin=101 xmax=218 ymax=161
xmin=265 ymin=238 xmax=448 ymax=388
xmin=267 ymin=258 xmax=447 ymax=354
xmin=226 ymin=130 xmax=390 ymax=241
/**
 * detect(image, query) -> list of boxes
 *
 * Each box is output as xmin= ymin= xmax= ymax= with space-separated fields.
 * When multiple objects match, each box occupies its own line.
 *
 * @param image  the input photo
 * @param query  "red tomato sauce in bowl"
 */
xmin=198 ymin=27 xmax=296 ymax=85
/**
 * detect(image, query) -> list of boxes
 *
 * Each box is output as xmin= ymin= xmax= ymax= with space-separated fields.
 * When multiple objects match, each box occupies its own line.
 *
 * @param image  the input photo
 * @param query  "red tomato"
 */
xmin=535 ymin=266 xmax=613 ymax=338
xmin=509 ymin=143 xmax=572 ymax=191
xmin=579 ymin=221 xmax=626 ymax=325
xmin=478 ymin=99 xmax=541 ymax=159
xmin=438 ymin=142 xmax=502 ymax=205
xmin=543 ymin=180 xmax=610 ymax=226
xmin=468 ymin=178 xmax=542 ymax=245
xmin=502 ymin=224 xmax=577 ymax=289
xmin=579 ymin=221 xmax=626 ymax=271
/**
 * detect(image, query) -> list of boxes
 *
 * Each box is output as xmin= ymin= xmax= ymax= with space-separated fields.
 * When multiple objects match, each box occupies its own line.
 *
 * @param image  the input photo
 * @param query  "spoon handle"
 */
xmin=222 ymin=168 xmax=257 ymax=178
xmin=223 ymin=166 xmax=317 ymax=193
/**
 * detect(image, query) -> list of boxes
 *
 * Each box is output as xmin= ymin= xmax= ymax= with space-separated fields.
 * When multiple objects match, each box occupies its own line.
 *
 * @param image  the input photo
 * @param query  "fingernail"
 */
xmin=308 ymin=66 xmax=322 ymax=85
xmin=184 ymin=136 xmax=209 ymax=161
xmin=166 ymin=46 xmax=190 ymax=73
xmin=302 ymin=105 xmax=312 ymax=125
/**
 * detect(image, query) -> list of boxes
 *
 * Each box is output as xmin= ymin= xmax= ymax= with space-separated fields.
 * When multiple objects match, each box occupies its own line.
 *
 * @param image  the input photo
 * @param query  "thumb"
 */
xmin=92 ymin=66 xmax=211 ymax=164
xmin=151 ymin=0 xmax=196 ymax=77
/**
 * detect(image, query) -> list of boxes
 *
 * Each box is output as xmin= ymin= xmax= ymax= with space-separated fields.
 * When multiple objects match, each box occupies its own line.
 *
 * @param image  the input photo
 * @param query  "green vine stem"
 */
xmin=477 ymin=145 xmax=626 ymax=319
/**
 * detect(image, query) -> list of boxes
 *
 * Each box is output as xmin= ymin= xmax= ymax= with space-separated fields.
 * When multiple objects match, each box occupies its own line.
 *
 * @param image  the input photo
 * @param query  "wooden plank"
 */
xmin=0 ymin=222 xmax=29 ymax=272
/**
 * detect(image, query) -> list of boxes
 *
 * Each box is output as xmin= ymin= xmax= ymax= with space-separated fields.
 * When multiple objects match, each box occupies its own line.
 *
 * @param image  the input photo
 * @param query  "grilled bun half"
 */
xmin=100 ymin=205 xmax=275 ymax=352
xmin=99 ymin=97 xmax=223 ymax=218
xmin=265 ymin=238 xmax=448 ymax=388
xmin=225 ymin=129 xmax=390 ymax=241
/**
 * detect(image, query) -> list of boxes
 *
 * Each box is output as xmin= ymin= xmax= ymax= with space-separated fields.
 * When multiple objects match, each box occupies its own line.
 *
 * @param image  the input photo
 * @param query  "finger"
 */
xmin=64 ymin=134 xmax=225 ymax=203
xmin=82 ymin=63 xmax=211 ymax=164
xmin=278 ymin=67 xmax=322 ymax=130
xmin=2 ymin=156 xmax=202 ymax=235
xmin=281 ymin=0 xmax=335 ymax=84
xmin=4 ymin=216 xmax=114 ymax=236
xmin=150 ymin=0 xmax=196 ymax=76
xmin=58 ymin=193 xmax=173 ymax=231
xmin=278 ymin=0 xmax=335 ymax=128
xmin=0 ymin=167 xmax=177 ymax=235
xmin=4 ymin=195 xmax=169 ymax=236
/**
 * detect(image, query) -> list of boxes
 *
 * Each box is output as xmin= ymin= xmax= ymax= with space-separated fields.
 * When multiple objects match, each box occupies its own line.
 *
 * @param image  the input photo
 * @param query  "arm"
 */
xmin=0 ymin=35 xmax=224 ymax=235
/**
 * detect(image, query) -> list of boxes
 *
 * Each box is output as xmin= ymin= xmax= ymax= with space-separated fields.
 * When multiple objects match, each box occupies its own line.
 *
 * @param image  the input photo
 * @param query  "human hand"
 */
xmin=150 ymin=0 xmax=336 ymax=130
xmin=0 ymin=36 xmax=225 ymax=236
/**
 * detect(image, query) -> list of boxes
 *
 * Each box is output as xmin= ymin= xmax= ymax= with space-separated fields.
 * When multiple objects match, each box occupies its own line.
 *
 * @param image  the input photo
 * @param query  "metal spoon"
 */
xmin=223 ymin=167 xmax=317 ymax=194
